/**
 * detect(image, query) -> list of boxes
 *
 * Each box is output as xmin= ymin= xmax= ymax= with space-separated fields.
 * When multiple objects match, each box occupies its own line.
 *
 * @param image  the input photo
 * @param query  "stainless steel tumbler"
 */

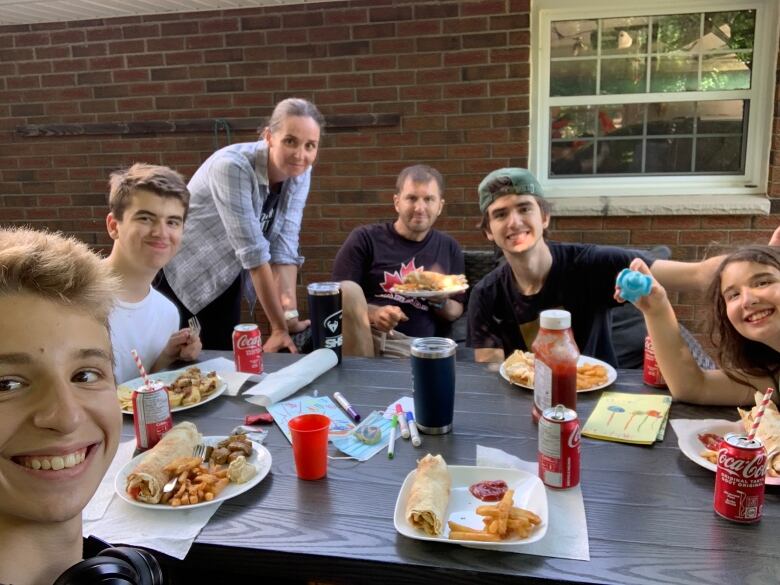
xmin=410 ymin=337 xmax=457 ymax=434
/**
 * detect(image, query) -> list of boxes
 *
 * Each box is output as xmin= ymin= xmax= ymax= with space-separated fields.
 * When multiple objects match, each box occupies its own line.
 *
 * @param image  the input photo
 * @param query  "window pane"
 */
xmin=550 ymin=19 xmax=597 ymax=58
xmin=696 ymin=100 xmax=744 ymax=133
xmin=601 ymin=58 xmax=647 ymax=94
xmin=596 ymin=140 xmax=643 ymax=174
xmin=646 ymin=138 xmax=693 ymax=172
xmin=704 ymin=11 xmax=755 ymax=50
xmin=598 ymin=105 xmax=645 ymax=137
xmin=551 ymin=106 xmax=596 ymax=140
xmin=650 ymin=55 xmax=698 ymax=92
xmin=551 ymin=141 xmax=596 ymax=176
xmin=701 ymin=52 xmax=752 ymax=91
xmin=550 ymin=59 xmax=597 ymax=96
xmin=647 ymin=102 xmax=695 ymax=135
xmin=652 ymin=13 xmax=701 ymax=53
xmin=696 ymin=136 xmax=743 ymax=172
xmin=601 ymin=17 xmax=649 ymax=56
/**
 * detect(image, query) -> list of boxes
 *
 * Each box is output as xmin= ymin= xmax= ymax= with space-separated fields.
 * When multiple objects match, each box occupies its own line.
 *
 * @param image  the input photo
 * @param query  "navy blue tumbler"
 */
xmin=307 ymin=282 xmax=342 ymax=363
xmin=411 ymin=337 xmax=457 ymax=434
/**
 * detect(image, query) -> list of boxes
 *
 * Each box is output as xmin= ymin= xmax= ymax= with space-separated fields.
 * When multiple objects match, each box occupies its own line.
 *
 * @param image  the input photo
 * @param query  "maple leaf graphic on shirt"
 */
xmin=380 ymin=259 xmax=422 ymax=292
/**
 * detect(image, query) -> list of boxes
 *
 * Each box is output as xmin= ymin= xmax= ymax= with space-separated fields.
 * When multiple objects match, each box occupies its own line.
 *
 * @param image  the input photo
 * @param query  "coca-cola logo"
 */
xmin=717 ymin=448 xmax=766 ymax=480
xmin=324 ymin=310 xmax=342 ymax=334
xmin=236 ymin=334 xmax=261 ymax=350
xmin=567 ymin=424 xmax=581 ymax=448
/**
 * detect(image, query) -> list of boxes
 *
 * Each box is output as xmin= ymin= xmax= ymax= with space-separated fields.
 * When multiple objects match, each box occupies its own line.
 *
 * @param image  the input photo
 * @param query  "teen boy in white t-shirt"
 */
xmin=104 ymin=163 xmax=201 ymax=383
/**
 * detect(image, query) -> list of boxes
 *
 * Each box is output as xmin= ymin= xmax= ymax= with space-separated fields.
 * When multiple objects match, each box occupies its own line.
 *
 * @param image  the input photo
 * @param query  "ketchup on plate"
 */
xmin=469 ymin=480 xmax=508 ymax=501
xmin=532 ymin=310 xmax=580 ymax=423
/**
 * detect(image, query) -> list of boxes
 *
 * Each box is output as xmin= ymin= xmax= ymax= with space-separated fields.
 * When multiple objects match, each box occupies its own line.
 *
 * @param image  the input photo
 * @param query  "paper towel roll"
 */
xmin=243 ymin=349 xmax=338 ymax=407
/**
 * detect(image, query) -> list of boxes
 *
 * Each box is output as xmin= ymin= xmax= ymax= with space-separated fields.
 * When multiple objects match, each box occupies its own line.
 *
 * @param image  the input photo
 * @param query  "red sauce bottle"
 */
xmin=532 ymin=310 xmax=579 ymax=423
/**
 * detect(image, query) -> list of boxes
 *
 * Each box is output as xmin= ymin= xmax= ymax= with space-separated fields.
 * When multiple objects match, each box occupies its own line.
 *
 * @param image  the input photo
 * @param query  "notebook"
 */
xmin=582 ymin=392 xmax=672 ymax=445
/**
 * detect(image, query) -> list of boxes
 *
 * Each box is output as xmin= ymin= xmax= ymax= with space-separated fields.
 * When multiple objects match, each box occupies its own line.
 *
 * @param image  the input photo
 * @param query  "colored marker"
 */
xmin=388 ymin=415 xmax=398 ymax=459
xmin=333 ymin=392 xmax=361 ymax=422
xmin=395 ymin=404 xmax=410 ymax=439
xmin=406 ymin=411 xmax=422 ymax=447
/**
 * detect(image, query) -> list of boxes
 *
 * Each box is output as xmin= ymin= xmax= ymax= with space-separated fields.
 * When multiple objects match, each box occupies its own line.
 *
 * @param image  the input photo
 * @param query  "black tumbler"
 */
xmin=411 ymin=337 xmax=457 ymax=434
xmin=307 ymin=282 xmax=342 ymax=363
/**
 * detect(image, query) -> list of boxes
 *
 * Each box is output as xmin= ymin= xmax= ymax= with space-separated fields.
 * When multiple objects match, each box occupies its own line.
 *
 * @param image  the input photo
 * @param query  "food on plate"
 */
xmin=405 ymin=453 xmax=451 ymax=536
xmin=126 ymin=422 xmax=202 ymax=504
xmin=393 ymin=271 xmax=467 ymax=293
xmin=117 ymin=366 xmax=221 ymax=412
xmin=447 ymin=488 xmax=542 ymax=542
xmin=700 ymin=449 xmax=718 ymax=465
xmin=697 ymin=432 xmax=723 ymax=452
xmin=161 ymin=456 xmax=230 ymax=506
xmin=738 ymin=393 xmax=780 ymax=477
xmin=468 ymin=479 xmax=508 ymax=502
xmin=502 ymin=350 xmax=610 ymax=390
xmin=209 ymin=433 xmax=254 ymax=465
xmin=227 ymin=455 xmax=257 ymax=484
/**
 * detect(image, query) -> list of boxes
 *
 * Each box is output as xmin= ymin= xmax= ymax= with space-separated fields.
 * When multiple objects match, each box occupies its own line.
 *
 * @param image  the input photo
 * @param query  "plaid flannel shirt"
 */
xmin=164 ymin=140 xmax=309 ymax=314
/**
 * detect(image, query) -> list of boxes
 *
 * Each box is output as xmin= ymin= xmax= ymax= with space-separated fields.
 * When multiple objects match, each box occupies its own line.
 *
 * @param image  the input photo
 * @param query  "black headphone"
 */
xmin=53 ymin=537 xmax=164 ymax=585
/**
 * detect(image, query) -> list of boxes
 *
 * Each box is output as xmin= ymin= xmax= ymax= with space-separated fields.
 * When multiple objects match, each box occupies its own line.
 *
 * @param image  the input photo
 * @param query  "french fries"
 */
xmin=447 ymin=489 xmax=542 ymax=542
xmin=503 ymin=351 xmax=609 ymax=390
xmin=160 ymin=455 xmax=231 ymax=507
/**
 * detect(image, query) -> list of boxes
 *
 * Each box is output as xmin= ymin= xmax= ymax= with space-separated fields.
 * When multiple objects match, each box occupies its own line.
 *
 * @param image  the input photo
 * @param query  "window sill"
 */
xmin=548 ymin=194 xmax=771 ymax=217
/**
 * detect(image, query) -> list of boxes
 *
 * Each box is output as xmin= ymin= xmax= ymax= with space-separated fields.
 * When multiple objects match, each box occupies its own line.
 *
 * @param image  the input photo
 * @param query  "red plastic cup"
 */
xmin=288 ymin=414 xmax=330 ymax=480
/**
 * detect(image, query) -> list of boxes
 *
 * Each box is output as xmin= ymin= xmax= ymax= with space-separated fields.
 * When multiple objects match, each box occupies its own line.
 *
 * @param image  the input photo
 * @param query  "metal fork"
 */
xmin=188 ymin=315 xmax=201 ymax=338
xmin=163 ymin=443 xmax=207 ymax=494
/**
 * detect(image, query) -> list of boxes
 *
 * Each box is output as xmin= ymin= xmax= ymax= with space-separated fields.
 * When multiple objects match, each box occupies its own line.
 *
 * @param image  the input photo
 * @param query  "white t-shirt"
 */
xmin=109 ymin=287 xmax=180 ymax=383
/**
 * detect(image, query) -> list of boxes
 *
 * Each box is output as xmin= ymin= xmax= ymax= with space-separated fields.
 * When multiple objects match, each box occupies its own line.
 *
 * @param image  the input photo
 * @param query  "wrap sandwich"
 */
xmin=126 ymin=421 xmax=202 ymax=504
xmin=738 ymin=392 xmax=780 ymax=475
xmin=405 ymin=454 xmax=450 ymax=536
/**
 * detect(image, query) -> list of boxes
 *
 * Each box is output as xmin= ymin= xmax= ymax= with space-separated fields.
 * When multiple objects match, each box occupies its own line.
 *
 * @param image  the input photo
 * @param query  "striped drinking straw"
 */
xmin=747 ymin=387 xmax=775 ymax=442
xmin=130 ymin=349 xmax=152 ymax=390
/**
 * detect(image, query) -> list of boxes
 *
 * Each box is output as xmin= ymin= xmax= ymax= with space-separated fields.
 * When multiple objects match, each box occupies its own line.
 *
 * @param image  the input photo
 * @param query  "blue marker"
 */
xmin=406 ymin=411 xmax=422 ymax=447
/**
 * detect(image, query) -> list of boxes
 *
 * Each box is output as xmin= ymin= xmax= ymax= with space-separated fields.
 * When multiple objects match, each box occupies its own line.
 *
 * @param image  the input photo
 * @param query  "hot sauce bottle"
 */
xmin=532 ymin=310 xmax=580 ymax=423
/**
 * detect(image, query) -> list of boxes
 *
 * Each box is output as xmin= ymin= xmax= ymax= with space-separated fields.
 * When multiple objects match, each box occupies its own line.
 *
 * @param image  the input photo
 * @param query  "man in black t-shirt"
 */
xmin=468 ymin=168 xmax=725 ymax=366
xmin=333 ymin=165 xmax=465 ymax=357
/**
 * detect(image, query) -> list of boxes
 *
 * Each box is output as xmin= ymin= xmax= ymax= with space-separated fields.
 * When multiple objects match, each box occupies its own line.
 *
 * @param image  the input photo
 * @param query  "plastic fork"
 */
xmin=188 ymin=316 xmax=201 ymax=338
xmin=163 ymin=443 xmax=207 ymax=494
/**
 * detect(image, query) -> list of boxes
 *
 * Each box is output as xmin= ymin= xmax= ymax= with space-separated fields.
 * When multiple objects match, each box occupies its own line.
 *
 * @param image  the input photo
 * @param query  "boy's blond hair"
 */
xmin=0 ymin=226 xmax=119 ymax=325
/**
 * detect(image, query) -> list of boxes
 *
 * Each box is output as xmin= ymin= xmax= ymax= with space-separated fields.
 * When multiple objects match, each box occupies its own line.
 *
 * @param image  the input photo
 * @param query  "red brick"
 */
xmin=268 ymin=29 xmax=308 ymax=44
xmin=8 ymin=76 xmax=40 ymax=89
xmin=41 ymin=73 xmax=76 ymax=87
xmin=444 ymin=83 xmax=488 ymax=99
xmin=323 ymin=9 xmax=368 ymax=25
xmin=700 ymin=216 xmax=752 ymax=228
xmin=398 ymin=53 xmax=441 ymax=69
xmin=371 ymin=39 xmax=411 ymax=55
xmin=287 ymin=76 xmax=328 ymax=91
xmin=443 ymin=17 xmax=489 ymax=34
xmin=186 ymin=35 xmax=224 ymax=50
xmin=126 ymin=54 xmax=163 ymax=68
xmin=113 ymin=69 xmax=149 ymax=83
xmin=354 ymin=55 xmax=396 ymax=71
xmin=329 ymin=73 xmax=371 ymax=88
xmin=89 ymin=56 xmax=124 ymax=71
xmin=444 ymin=50 xmax=489 ymax=67
xmin=122 ymin=24 xmax=160 ymax=39
xmin=372 ymin=70 xmax=415 ymax=86
xmin=199 ymin=18 xmax=239 ymax=34
xmin=651 ymin=216 xmax=700 ymax=229
xmin=369 ymin=6 xmax=413 ymax=22
xmin=14 ymin=32 xmax=50 ymax=47
xmin=108 ymin=40 xmax=144 ymax=54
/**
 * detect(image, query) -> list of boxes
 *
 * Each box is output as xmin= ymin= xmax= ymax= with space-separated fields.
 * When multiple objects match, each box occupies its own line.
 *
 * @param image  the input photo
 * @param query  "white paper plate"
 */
xmin=675 ymin=419 xmax=780 ymax=486
xmin=499 ymin=355 xmax=617 ymax=393
xmin=116 ymin=437 xmax=271 ymax=510
xmin=118 ymin=369 xmax=227 ymax=415
xmin=389 ymin=284 xmax=469 ymax=299
xmin=393 ymin=465 xmax=548 ymax=548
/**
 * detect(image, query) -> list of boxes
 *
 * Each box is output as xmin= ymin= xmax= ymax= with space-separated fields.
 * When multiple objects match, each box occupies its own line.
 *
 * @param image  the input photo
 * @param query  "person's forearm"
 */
xmin=151 ymin=353 xmax=175 ymax=373
xmin=475 ymin=347 xmax=504 ymax=363
xmin=651 ymin=256 xmax=724 ymax=294
xmin=433 ymin=299 xmax=464 ymax=322
xmin=271 ymin=264 xmax=299 ymax=311
xmin=250 ymin=263 xmax=287 ymax=332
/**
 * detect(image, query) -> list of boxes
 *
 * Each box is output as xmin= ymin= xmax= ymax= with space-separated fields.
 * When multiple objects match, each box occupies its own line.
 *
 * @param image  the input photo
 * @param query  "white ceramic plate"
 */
xmin=499 ymin=355 xmax=617 ymax=393
xmin=389 ymin=284 xmax=469 ymax=299
xmin=115 ymin=437 xmax=272 ymax=509
xmin=675 ymin=419 xmax=780 ymax=485
xmin=118 ymin=369 xmax=227 ymax=415
xmin=393 ymin=465 xmax=548 ymax=548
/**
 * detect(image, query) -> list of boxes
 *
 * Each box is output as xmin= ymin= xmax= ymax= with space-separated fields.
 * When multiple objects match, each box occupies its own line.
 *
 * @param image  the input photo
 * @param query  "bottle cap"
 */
xmin=539 ymin=309 xmax=571 ymax=330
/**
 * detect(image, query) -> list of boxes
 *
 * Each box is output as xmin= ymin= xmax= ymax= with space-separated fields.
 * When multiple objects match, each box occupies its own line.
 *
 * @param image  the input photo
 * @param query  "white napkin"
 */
xmin=476 ymin=445 xmax=590 ymax=561
xmin=192 ymin=356 xmax=261 ymax=396
xmin=243 ymin=349 xmax=338 ymax=407
xmin=82 ymin=440 xmax=221 ymax=560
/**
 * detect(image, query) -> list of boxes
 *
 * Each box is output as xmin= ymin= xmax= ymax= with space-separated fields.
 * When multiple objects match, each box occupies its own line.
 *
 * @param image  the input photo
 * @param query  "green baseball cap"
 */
xmin=478 ymin=168 xmax=544 ymax=214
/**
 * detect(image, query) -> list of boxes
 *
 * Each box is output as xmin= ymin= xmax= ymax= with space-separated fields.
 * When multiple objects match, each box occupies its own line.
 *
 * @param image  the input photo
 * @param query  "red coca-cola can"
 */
xmin=714 ymin=433 xmax=766 ymax=523
xmin=233 ymin=323 xmax=263 ymax=374
xmin=643 ymin=335 xmax=667 ymax=388
xmin=132 ymin=382 xmax=173 ymax=450
xmin=538 ymin=404 xmax=580 ymax=489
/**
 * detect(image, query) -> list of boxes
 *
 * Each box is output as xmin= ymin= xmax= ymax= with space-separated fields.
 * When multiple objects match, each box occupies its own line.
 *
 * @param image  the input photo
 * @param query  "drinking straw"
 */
xmin=130 ymin=349 xmax=152 ymax=389
xmin=747 ymin=387 xmax=775 ymax=442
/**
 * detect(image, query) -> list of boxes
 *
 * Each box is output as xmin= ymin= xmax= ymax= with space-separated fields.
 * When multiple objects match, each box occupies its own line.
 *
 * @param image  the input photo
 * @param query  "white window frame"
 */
xmin=530 ymin=0 xmax=779 ymax=213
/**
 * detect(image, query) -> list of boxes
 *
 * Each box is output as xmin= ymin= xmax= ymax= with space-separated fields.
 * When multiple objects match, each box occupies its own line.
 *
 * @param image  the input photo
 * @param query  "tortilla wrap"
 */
xmin=405 ymin=454 xmax=450 ymax=536
xmin=126 ymin=421 xmax=201 ymax=504
xmin=738 ymin=392 xmax=780 ymax=473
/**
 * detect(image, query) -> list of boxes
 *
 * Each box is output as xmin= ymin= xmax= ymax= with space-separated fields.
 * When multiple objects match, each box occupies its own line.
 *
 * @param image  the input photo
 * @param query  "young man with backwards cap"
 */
xmin=468 ymin=167 xmax=724 ymax=365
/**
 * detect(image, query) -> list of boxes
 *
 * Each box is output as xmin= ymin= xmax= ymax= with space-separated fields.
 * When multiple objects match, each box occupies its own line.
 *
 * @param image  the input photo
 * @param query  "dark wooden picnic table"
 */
xmin=123 ymin=352 xmax=779 ymax=585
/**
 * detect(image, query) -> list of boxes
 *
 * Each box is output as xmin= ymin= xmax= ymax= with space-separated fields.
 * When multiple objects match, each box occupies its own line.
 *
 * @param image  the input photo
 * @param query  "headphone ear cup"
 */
xmin=102 ymin=547 xmax=164 ymax=585
xmin=52 ymin=555 xmax=139 ymax=585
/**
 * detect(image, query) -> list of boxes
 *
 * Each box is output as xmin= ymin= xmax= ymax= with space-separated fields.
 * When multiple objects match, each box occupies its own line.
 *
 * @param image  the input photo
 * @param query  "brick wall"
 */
xmin=0 ymin=0 xmax=778 ymax=338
